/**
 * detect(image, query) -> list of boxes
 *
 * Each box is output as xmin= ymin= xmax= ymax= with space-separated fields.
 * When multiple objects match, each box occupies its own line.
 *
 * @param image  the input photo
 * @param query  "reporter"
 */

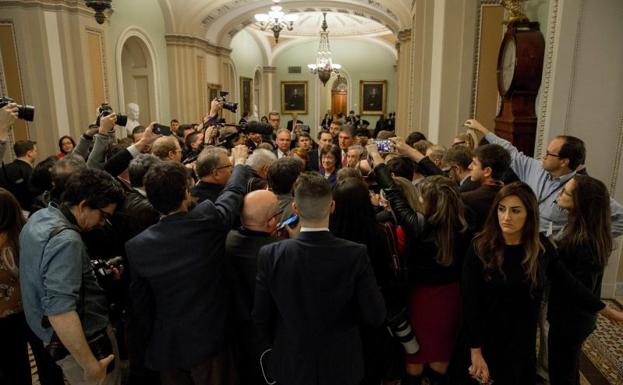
xmin=548 ymin=175 xmax=623 ymax=385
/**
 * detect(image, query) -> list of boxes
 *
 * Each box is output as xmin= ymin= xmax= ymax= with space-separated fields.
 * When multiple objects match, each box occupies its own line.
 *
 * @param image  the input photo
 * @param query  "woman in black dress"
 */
xmin=548 ymin=175 xmax=623 ymax=385
xmin=329 ymin=177 xmax=402 ymax=385
xmin=462 ymin=182 xmax=553 ymax=385
xmin=461 ymin=182 xmax=616 ymax=385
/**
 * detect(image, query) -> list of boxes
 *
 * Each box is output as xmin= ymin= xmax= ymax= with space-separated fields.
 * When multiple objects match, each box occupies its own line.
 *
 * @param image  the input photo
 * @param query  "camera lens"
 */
xmin=223 ymin=102 xmax=238 ymax=113
xmin=18 ymin=105 xmax=35 ymax=122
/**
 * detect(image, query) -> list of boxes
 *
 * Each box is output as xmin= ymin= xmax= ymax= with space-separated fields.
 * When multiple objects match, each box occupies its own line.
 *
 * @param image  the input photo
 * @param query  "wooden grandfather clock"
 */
xmin=494 ymin=4 xmax=545 ymax=157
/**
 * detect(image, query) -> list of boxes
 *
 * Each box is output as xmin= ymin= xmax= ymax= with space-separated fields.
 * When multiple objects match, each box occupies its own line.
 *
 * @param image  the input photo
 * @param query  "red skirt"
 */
xmin=405 ymin=282 xmax=461 ymax=364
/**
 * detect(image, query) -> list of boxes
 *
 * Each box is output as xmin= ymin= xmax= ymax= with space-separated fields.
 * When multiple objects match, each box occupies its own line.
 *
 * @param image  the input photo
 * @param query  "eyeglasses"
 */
xmin=215 ymin=163 xmax=233 ymax=171
xmin=270 ymin=209 xmax=284 ymax=220
xmin=97 ymin=208 xmax=113 ymax=222
xmin=545 ymin=151 xmax=560 ymax=158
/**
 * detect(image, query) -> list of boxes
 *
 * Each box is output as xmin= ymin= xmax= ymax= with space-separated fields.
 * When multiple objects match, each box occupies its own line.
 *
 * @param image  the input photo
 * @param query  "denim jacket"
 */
xmin=19 ymin=204 xmax=109 ymax=342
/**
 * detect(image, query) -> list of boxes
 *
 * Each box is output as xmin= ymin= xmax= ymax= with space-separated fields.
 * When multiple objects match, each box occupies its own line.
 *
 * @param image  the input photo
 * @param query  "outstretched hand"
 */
xmin=0 ymin=103 xmax=18 ymax=140
xmin=463 ymin=119 xmax=489 ymax=135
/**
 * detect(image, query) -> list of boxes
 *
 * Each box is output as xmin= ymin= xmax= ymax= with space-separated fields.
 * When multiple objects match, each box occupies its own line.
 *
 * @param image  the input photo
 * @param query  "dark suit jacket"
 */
xmin=253 ymin=231 xmax=386 ymax=385
xmin=461 ymin=184 xmax=502 ymax=231
xmin=225 ymin=228 xmax=279 ymax=321
xmin=286 ymin=119 xmax=303 ymax=132
xmin=0 ymin=159 xmax=33 ymax=210
xmin=306 ymin=148 xmax=320 ymax=172
xmin=104 ymin=148 xmax=134 ymax=177
xmin=126 ymin=165 xmax=250 ymax=370
xmin=191 ymin=180 xmax=223 ymax=204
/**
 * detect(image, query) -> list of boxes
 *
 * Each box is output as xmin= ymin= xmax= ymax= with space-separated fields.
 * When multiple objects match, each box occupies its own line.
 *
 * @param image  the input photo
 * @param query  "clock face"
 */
xmin=501 ymin=38 xmax=517 ymax=95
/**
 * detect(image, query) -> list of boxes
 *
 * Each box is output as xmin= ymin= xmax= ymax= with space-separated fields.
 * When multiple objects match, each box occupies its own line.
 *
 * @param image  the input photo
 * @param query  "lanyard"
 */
xmin=537 ymin=172 xmax=574 ymax=205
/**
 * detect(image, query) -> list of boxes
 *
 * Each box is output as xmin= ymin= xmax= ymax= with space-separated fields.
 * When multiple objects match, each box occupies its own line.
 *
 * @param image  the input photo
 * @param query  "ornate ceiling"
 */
xmin=156 ymin=0 xmax=414 ymax=46
xmin=248 ymin=11 xmax=393 ymax=38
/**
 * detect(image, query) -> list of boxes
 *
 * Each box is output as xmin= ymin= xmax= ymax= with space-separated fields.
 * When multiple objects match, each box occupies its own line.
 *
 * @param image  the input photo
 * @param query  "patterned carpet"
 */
xmin=29 ymin=300 xmax=623 ymax=385
xmin=579 ymin=299 xmax=623 ymax=385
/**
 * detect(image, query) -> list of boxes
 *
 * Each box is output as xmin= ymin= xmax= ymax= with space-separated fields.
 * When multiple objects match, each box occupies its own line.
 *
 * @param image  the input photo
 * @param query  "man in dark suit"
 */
xmin=286 ymin=112 xmax=303 ymax=132
xmin=307 ymin=130 xmax=333 ymax=172
xmin=126 ymin=145 xmax=250 ymax=384
xmin=253 ymin=172 xmax=386 ymax=385
xmin=0 ymin=139 xmax=38 ymax=210
xmin=191 ymin=147 xmax=232 ymax=204
xmin=226 ymin=189 xmax=281 ymax=385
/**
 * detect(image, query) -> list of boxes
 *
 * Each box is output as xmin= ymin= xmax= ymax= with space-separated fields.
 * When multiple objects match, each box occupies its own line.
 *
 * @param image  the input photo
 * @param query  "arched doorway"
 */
xmin=331 ymin=75 xmax=348 ymax=115
xmin=120 ymin=36 xmax=156 ymax=125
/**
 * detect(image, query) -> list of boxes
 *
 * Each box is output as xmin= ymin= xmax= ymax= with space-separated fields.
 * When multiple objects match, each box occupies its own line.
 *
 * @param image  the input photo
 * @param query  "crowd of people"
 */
xmin=0 ymin=98 xmax=623 ymax=385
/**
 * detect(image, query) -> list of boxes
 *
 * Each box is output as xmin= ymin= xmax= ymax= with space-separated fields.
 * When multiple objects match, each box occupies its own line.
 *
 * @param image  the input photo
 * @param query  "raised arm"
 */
xmin=213 ymin=145 xmax=250 ymax=227
xmin=464 ymin=119 xmax=543 ymax=182
xmin=391 ymin=137 xmax=444 ymax=176
xmin=0 ymin=103 xmax=18 ymax=160
xmin=104 ymin=123 xmax=160 ymax=176
xmin=367 ymin=143 xmax=427 ymax=238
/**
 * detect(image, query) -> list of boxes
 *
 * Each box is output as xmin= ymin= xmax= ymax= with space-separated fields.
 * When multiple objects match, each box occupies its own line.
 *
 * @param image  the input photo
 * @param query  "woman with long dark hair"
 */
xmin=330 ymin=177 xmax=401 ymax=384
xmin=369 ymin=144 xmax=470 ymax=385
xmin=463 ymin=182 xmax=547 ymax=385
xmin=548 ymin=175 xmax=622 ymax=385
xmin=461 ymin=182 xmax=619 ymax=385
xmin=0 ymin=188 xmax=64 ymax=385
xmin=0 ymin=188 xmax=30 ymax=384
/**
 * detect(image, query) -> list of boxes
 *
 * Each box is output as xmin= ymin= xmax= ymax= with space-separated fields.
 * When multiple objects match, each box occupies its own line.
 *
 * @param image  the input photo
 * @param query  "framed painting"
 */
xmin=360 ymin=80 xmax=387 ymax=115
xmin=281 ymin=81 xmax=308 ymax=114
xmin=239 ymin=77 xmax=253 ymax=116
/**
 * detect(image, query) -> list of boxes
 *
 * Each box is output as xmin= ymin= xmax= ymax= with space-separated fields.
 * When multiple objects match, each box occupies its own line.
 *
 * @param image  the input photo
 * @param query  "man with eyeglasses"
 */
xmin=464 ymin=119 xmax=623 ymax=236
xmin=126 ymin=145 xmax=250 ymax=384
xmin=191 ymin=147 xmax=234 ymax=204
xmin=20 ymin=168 xmax=126 ymax=385
xmin=225 ymin=189 xmax=283 ymax=384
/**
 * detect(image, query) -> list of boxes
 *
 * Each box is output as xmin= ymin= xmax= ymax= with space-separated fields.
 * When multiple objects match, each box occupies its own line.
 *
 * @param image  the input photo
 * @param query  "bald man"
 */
xmin=225 ymin=190 xmax=282 ymax=384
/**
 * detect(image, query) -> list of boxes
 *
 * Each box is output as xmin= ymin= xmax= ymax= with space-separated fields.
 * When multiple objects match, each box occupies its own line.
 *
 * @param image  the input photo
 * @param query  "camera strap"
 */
xmin=40 ymin=221 xmax=85 ymax=330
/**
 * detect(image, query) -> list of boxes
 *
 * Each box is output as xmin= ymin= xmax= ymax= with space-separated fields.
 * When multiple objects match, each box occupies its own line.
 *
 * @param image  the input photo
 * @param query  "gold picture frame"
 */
xmin=281 ymin=81 xmax=308 ymax=114
xmin=239 ymin=77 xmax=253 ymax=116
xmin=360 ymin=80 xmax=387 ymax=115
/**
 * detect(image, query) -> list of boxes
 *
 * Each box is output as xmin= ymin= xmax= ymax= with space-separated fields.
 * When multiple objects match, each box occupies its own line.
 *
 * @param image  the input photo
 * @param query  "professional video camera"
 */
xmin=216 ymin=91 xmax=238 ymax=113
xmin=96 ymin=103 xmax=128 ymax=127
xmin=218 ymin=121 xmax=272 ymax=142
xmin=182 ymin=120 xmax=273 ymax=164
xmin=0 ymin=96 xmax=35 ymax=121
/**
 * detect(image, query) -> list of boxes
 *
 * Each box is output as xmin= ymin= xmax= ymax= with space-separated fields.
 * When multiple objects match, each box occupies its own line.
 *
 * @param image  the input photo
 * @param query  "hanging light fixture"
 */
xmin=254 ymin=0 xmax=298 ymax=44
xmin=307 ymin=13 xmax=341 ymax=86
xmin=84 ymin=0 xmax=112 ymax=24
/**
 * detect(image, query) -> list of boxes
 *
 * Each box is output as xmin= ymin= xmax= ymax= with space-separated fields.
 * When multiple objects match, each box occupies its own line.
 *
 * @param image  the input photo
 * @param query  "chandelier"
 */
xmin=84 ymin=0 xmax=112 ymax=24
xmin=254 ymin=0 xmax=298 ymax=44
xmin=307 ymin=13 xmax=341 ymax=86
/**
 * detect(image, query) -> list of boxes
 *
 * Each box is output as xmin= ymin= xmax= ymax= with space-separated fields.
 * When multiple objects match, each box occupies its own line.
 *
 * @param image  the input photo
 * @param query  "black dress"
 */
xmin=547 ymin=243 xmax=606 ymax=385
xmin=459 ymin=237 xmax=605 ymax=385
xmin=461 ymin=242 xmax=546 ymax=385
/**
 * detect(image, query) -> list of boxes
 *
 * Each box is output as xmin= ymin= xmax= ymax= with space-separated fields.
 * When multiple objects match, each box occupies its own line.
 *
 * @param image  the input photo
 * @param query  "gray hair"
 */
xmin=196 ymin=147 xmax=228 ymax=178
xmin=246 ymin=148 xmax=277 ymax=172
xmin=276 ymin=128 xmax=291 ymax=137
xmin=347 ymin=144 xmax=364 ymax=154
